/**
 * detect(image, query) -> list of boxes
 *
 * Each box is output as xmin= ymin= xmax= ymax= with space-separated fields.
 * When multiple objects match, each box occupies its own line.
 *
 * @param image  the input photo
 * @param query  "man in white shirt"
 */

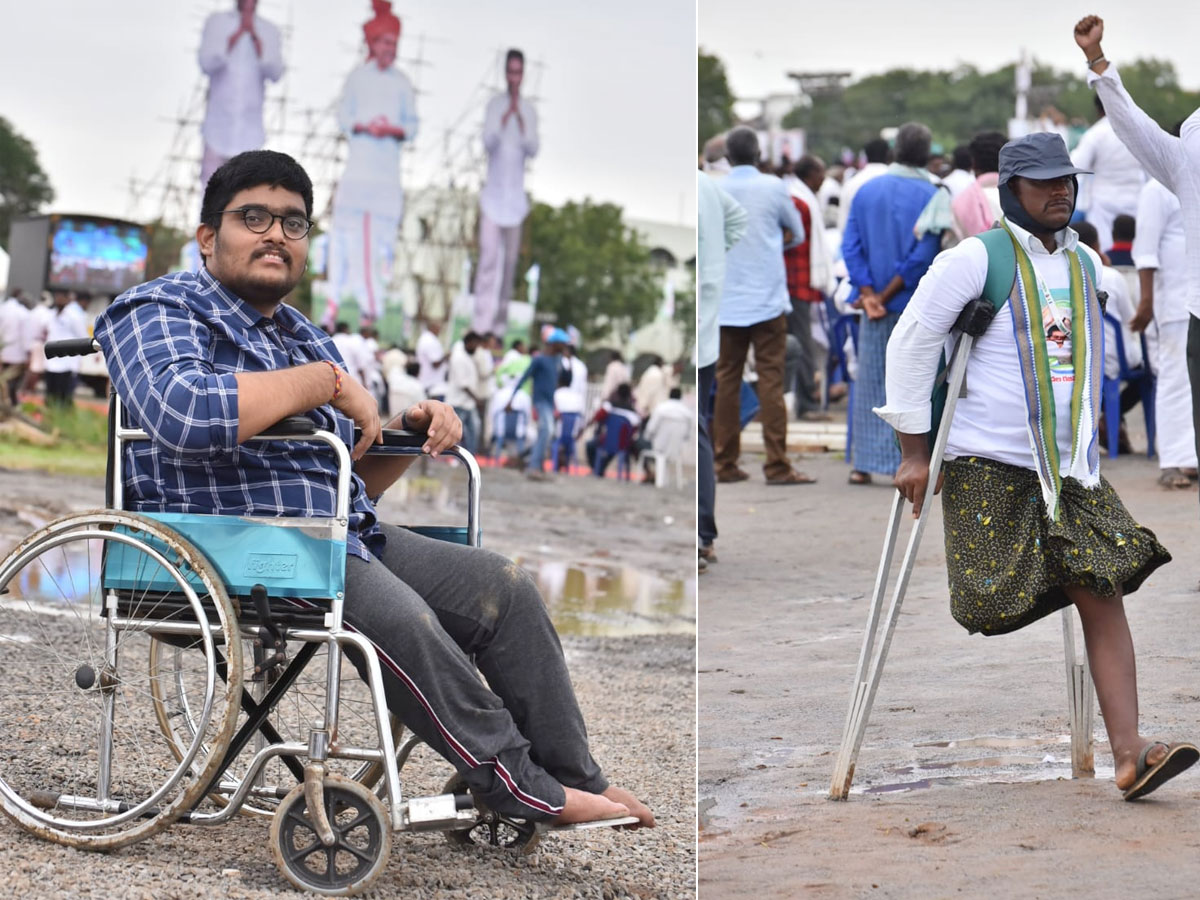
xmin=563 ymin=340 xmax=589 ymax=415
xmin=878 ymin=129 xmax=1187 ymax=801
xmin=197 ymin=0 xmax=284 ymax=189
xmin=1075 ymin=15 xmax=1200 ymax=510
xmin=415 ymin=319 xmax=447 ymax=399
xmin=1132 ymin=170 xmax=1196 ymax=486
xmin=446 ymin=332 xmax=483 ymax=453
xmin=44 ymin=291 xmax=89 ymax=405
xmin=0 ymin=290 xmax=30 ymax=406
xmin=1071 ymin=97 xmax=1146 ymax=253
xmin=472 ymin=50 xmax=539 ymax=336
xmin=941 ymin=145 xmax=975 ymax=198
xmin=326 ymin=1 xmax=417 ymax=327
xmin=837 ymin=138 xmax=891 ymax=233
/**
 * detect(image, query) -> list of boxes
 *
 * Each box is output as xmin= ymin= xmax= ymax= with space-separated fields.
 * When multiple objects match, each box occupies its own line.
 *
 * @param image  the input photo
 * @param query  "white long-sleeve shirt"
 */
xmin=44 ymin=302 xmax=89 ymax=375
xmin=1070 ymin=116 xmax=1145 ymax=221
xmin=1132 ymin=178 xmax=1189 ymax=324
xmin=334 ymin=62 xmax=419 ymax=216
xmin=479 ymin=93 xmax=539 ymax=227
xmin=1090 ymin=63 xmax=1200 ymax=320
xmin=0 ymin=297 xmax=30 ymax=365
xmin=874 ymin=219 xmax=1104 ymax=473
xmin=198 ymin=10 xmax=284 ymax=157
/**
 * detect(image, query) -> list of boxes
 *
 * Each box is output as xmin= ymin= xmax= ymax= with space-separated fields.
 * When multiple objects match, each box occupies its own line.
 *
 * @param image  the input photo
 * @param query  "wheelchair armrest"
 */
xmin=353 ymin=427 xmax=427 ymax=450
xmin=257 ymin=416 xmax=318 ymax=437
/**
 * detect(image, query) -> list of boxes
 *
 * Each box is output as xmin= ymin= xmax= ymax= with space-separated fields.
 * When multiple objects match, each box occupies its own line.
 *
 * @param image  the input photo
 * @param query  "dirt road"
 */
xmin=699 ymin=442 xmax=1200 ymax=899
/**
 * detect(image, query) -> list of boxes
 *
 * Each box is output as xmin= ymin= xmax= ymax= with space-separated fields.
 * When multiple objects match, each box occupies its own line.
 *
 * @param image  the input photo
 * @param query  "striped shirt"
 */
xmin=93 ymin=267 xmax=383 ymax=560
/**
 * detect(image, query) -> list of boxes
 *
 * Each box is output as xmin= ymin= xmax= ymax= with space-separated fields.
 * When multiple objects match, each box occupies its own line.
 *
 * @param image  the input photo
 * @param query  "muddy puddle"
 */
xmin=514 ymin=555 xmax=696 ymax=637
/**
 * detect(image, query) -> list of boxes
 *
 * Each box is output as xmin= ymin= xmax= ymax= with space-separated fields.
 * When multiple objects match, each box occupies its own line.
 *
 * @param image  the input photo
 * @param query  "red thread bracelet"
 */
xmin=322 ymin=360 xmax=343 ymax=400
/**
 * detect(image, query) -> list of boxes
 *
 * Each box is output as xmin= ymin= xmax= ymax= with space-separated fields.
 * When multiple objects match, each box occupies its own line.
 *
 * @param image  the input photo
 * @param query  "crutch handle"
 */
xmin=954 ymin=297 xmax=999 ymax=337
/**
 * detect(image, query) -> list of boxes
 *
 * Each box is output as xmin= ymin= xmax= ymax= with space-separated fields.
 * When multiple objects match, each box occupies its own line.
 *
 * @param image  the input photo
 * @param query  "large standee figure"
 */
xmin=198 ymin=0 xmax=284 ymax=188
xmin=326 ymin=0 xmax=418 ymax=327
xmin=472 ymin=49 xmax=539 ymax=336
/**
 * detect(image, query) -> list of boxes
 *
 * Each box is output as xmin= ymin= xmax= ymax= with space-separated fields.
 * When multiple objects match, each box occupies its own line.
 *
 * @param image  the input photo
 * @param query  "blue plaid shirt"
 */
xmin=94 ymin=267 xmax=383 ymax=561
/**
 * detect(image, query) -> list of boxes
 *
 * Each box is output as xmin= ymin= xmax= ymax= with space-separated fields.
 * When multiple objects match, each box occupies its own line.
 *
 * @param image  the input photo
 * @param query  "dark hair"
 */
xmin=669 ymin=387 xmax=682 ymax=400
xmin=794 ymin=154 xmax=825 ymax=184
xmin=1074 ymin=220 xmax=1099 ymax=249
xmin=610 ymin=383 xmax=634 ymax=410
xmin=506 ymin=48 xmax=524 ymax=67
xmin=863 ymin=138 xmax=891 ymax=164
xmin=334 ymin=321 xmax=350 ymax=334
xmin=405 ymin=361 xmax=420 ymax=377
xmin=1112 ymin=214 xmax=1136 ymax=242
xmin=725 ymin=127 xmax=760 ymax=167
xmin=200 ymin=150 xmax=314 ymax=231
xmin=895 ymin=123 xmax=932 ymax=167
xmin=511 ymin=338 xmax=526 ymax=352
xmin=952 ymin=144 xmax=972 ymax=170
xmin=968 ymin=131 xmax=1007 ymax=175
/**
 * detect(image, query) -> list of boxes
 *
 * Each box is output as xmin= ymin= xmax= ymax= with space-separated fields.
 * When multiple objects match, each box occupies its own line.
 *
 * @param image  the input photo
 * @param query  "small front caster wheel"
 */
xmin=270 ymin=774 xmax=391 ymax=896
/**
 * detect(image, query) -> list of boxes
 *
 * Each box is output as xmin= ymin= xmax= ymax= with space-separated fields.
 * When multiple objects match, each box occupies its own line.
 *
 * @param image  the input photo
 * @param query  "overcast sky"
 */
xmin=4 ymin=0 xmax=696 ymax=229
xmin=700 ymin=2 xmax=1200 ymax=109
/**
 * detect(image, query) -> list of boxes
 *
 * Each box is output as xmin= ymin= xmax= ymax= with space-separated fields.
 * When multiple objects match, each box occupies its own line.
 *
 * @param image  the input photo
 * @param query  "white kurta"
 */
xmin=472 ymin=93 xmax=539 ymax=334
xmin=1071 ymin=116 xmax=1146 ymax=252
xmin=1133 ymin=178 xmax=1195 ymax=468
xmin=197 ymin=11 xmax=284 ymax=158
xmin=327 ymin=61 xmax=418 ymax=323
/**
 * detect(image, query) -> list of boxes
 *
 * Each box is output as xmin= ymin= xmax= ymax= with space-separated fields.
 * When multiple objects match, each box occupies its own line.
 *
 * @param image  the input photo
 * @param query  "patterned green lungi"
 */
xmin=941 ymin=456 xmax=1171 ymax=635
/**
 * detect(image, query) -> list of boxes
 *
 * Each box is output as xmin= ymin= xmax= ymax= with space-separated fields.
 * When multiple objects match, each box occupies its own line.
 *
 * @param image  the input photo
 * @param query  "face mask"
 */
xmin=998 ymin=177 xmax=1078 ymax=235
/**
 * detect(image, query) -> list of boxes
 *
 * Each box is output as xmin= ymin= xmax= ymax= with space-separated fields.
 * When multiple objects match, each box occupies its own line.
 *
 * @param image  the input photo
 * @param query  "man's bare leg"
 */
xmin=1067 ymin=585 xmax=1167 ymax=790
xmin=552 ymin=786 xmax=629 ymax=825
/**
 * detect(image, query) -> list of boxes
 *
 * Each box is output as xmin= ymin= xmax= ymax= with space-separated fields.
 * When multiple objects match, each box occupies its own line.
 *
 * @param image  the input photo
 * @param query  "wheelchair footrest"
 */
xmin=547 ymin=814 xmax=641 ymax=832
xmin=401 ymin=793 xmax=478 ymax=832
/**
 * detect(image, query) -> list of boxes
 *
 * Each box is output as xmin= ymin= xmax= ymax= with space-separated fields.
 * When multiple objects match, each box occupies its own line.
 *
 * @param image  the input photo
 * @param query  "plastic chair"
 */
xmin=1101 ymin=312 xmax=1156 ymax=458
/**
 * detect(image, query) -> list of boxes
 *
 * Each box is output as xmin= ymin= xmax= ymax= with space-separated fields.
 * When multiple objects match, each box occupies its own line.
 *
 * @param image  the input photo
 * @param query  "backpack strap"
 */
xmin=975 ymin=225 xmax=1017 ymax=312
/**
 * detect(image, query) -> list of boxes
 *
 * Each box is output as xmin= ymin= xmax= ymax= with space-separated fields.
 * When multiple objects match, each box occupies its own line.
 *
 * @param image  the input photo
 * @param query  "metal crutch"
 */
xmin=829 ymin=298 xmax=996 ymax=800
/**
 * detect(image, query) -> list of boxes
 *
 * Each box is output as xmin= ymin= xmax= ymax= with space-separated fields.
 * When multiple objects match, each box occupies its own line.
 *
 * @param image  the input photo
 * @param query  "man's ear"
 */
xmin=196 ymin=222 xmax=217 ymax=263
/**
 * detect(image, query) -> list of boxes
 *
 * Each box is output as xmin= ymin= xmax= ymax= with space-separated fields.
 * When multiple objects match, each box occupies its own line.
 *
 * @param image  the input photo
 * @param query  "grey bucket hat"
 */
xmin=997 ymin=132 xmax=1092 ymax=185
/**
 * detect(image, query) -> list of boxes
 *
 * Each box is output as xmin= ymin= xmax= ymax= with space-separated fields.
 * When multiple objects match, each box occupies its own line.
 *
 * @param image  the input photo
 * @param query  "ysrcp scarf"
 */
xmin=1001 ymin=219 xmax=1102 ymax=521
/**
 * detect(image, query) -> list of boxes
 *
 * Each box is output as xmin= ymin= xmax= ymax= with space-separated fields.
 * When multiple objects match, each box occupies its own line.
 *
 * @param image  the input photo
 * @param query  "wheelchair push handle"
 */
xmin=45 ymin=338 xmax=100 ymax=358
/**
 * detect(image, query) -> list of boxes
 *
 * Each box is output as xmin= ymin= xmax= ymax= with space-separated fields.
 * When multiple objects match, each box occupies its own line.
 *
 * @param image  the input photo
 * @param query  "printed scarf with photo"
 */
xmin=1002 ymin=221 xmax=1102 ymax=521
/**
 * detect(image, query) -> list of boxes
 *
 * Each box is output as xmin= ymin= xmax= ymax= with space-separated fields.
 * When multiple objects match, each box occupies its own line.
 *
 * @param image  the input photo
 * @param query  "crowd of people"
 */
xmin=309 ymin=317 xmax=692 ymax=483
xmin=0 ymin=288 xmax=90 ymax=408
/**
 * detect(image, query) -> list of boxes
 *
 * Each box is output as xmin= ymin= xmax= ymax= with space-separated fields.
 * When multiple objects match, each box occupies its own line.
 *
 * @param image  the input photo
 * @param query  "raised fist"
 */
xmin=1074 ymin=15 xmax=1104 ymax=51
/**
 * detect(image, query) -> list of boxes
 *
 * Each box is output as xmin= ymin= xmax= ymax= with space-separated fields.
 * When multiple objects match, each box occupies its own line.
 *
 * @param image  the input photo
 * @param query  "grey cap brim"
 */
xmin=998 ymin=162 xmax=1092 ymax=185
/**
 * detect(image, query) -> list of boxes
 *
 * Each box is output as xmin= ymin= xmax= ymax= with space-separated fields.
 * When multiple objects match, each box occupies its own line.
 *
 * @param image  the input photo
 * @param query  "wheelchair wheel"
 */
xmin=441 ymin=773 xmax=540 ymax=853
xmin=0 ymin=510 xmax=242 ymax=849
xmin=269 ymin=773 xmax=390 ymax=896
xmin=150 ymin=637 xmax=403 ymax=816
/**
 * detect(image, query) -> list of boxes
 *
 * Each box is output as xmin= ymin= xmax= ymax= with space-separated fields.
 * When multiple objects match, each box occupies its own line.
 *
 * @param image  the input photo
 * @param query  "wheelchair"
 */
xmin=0 ymin=338 xmax=632 ymax=895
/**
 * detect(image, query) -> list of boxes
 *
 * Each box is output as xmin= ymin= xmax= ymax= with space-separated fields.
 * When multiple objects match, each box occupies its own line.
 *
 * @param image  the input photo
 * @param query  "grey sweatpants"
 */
xmin=337 ymin=523 xmax=606 ymax=820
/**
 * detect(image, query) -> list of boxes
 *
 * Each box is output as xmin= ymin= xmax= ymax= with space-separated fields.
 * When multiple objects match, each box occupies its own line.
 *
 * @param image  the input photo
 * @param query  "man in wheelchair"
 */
xmin=93 ymin=150 xmax=653 ymax=831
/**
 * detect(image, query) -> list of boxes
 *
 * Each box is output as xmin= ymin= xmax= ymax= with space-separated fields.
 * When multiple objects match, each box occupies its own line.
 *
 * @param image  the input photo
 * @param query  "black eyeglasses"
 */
xmin=221 ymin=206 xmax=312 ymax=240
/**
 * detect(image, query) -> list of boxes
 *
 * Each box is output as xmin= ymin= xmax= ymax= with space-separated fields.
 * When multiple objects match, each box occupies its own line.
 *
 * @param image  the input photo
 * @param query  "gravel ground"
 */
xmin=0 ymin=464 xmax=697 ymax=899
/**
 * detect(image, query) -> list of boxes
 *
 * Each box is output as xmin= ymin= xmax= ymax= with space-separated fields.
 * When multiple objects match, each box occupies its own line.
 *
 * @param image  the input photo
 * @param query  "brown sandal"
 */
xmin=765 ymin=470 xmax=817 ymax=486
xmin=1158 ymin=468 xmax=1193 ymax=490
xmin=848 ymin=470 xmax=872 ymax=485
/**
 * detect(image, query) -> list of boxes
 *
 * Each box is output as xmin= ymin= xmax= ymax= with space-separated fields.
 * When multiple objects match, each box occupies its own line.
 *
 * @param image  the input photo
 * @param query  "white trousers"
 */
xmin=472 ymin=211 xmax=523 ymax=335
xmin=1150 ymin=319 xmax=1197 ymax=468
xmin=326 ymin=207 xmax=400 ymax=326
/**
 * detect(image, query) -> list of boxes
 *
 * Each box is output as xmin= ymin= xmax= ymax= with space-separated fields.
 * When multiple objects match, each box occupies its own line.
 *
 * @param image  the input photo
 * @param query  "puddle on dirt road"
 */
xmin=853 ymin=735 xmax=1114 ymax=794
xmin=514 ymin=556 xmax=696 ymax=637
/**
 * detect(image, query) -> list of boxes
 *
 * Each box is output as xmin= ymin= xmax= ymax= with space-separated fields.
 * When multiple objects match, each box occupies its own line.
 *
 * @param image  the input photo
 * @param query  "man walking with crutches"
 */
xmin=871 ymin=132 xmax=1193 ymax=801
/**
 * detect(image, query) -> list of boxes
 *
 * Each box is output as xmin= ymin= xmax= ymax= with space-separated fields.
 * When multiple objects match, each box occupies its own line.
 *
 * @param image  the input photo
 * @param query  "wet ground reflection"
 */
xmin=514 ymin=556 xmax=696 ymax=637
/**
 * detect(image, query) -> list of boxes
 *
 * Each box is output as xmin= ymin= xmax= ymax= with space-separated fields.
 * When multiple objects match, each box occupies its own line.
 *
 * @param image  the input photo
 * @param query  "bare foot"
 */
xmin=1114 ymin=739 xmax=1168 ymax=791
xmin=603 ymin=785 xmax=656 ymax=828
xmin=551 ymin=786 xmax=629 ymax=825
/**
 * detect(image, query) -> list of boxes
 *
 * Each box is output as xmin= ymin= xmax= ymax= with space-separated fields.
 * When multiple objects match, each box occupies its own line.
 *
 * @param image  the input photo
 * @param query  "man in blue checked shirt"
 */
xmin=93 ymin=150 xmax=653 ymax=830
